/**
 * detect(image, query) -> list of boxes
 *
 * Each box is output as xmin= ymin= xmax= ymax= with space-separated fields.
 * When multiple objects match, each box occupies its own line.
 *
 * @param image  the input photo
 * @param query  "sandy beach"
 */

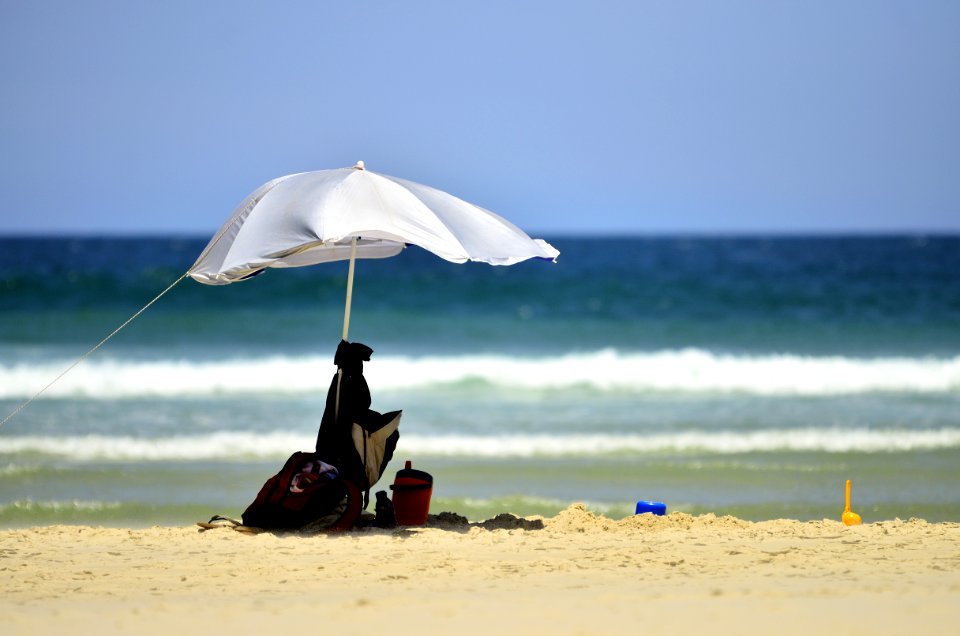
xmin=2 ymin=505 xmax=958 ymax=635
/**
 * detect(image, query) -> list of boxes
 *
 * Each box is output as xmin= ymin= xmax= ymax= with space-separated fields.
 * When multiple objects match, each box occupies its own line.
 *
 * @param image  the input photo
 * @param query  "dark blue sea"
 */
xmin=1 ymin=235 xmax=958 ymax=525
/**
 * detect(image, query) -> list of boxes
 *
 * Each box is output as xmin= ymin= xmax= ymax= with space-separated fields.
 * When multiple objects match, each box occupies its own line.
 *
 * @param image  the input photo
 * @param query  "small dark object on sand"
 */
xmin=374 ymin=490 xmax=397 ymax=529
xmin=426 ymin=511 xmax=544 ymax=532
xmin=476 ymin=513 xmax=544 ymax=531
xmin=427 ymin=511 xmax=470 ymax=528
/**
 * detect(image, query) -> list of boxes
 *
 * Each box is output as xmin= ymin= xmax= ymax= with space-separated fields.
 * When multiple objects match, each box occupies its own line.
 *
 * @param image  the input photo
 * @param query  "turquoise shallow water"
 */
xmin=1 ymin=236 xmax=958 ymax=525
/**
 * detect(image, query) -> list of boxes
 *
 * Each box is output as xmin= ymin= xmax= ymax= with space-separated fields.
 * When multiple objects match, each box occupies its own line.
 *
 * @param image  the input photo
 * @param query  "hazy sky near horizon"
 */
xmin=1 ymin=1 xmax=958 ymax=236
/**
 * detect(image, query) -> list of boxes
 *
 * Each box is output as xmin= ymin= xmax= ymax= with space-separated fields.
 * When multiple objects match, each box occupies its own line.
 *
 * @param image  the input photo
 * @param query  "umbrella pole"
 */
xmin=335 ymin=237 xmax=358 ymax=424
xmin=342 ymin=237 xmax=358 ymax=341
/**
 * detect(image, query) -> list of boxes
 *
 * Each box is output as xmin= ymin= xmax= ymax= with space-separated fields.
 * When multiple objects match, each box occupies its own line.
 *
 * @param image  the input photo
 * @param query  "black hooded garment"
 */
xmin=315 ymin=340 xmax=398 ymax=489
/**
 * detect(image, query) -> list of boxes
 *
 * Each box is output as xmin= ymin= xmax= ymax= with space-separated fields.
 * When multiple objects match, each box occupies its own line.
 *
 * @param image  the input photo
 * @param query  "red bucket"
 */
xmin=390 ymin=460 xmax=433 ymax=526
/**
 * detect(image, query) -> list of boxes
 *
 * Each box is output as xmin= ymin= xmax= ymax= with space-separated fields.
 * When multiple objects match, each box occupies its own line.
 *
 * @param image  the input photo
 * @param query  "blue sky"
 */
xmin=1 ymin=1 xmax=957 ymax=235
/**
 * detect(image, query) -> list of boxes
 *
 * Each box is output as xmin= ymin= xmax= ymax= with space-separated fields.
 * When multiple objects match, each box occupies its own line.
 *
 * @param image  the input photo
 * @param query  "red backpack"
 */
xmin=240 ymin=451 xmax=361 ymax=531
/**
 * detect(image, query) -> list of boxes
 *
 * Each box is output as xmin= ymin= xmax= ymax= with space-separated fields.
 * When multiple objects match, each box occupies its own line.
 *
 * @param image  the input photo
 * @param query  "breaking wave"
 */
xmin=2 ymin=428 xmax=958 ymax=460
xmin=0 ymin=349 xmax=960 ymax=399
xmin=1 ymin=349 xmax=959 ymax=399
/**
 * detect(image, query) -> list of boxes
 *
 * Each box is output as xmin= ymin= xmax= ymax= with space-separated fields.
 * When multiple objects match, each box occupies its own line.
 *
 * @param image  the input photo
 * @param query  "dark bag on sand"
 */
xmin=241 ymin=451 xmax=360 ymax=530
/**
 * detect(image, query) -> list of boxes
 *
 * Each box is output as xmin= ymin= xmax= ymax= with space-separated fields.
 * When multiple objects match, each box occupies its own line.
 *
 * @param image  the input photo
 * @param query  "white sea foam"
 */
xmin=0 ymin=499 xmax=122 ymax=512
xmin=0 ymin=431 xmax=313 ymax=461
xmin=397 ymin=429 xmax=960 ymax=456
xmin=1 ymin=428 xmax=958 ymax=461
xmin=1 ymin=349 xmax=959 ymax=399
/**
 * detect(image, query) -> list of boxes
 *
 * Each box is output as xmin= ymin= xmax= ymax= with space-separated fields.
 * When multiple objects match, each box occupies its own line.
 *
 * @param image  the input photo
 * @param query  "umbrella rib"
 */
xmin=192 ymin=211 xmax=243 ymax=268
xmin=189 ymin=176 xmax=288 ymax=276
xmin=367 ymin=173 xmax=396 ymax=235
xmin=368 ymin=173 xmax=469 ymax=260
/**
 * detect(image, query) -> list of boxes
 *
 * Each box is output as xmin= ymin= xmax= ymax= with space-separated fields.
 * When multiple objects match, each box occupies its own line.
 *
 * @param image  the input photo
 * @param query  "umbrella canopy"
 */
xmin=188 ymin=161 xmax=559 ymax=340
xmin=188 ymin=161 xmax=558 ymax=285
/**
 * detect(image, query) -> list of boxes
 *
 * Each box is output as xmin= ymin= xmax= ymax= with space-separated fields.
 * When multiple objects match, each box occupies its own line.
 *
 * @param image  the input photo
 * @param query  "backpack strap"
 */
xmin=362 ymin=431 xmax=370 ymax=509
xmin=326 ymin=479 xmax=363 ymax=532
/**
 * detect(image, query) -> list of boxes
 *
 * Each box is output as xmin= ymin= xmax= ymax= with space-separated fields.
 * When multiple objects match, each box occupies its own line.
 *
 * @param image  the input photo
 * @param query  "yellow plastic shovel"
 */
xmin=842 ymin=479 xmax=862 ymax=526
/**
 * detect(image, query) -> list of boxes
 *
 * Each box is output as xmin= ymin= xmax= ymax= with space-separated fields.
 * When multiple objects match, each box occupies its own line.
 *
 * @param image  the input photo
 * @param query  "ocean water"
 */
xmin=1 ymin=235 xmax=958 ymax=526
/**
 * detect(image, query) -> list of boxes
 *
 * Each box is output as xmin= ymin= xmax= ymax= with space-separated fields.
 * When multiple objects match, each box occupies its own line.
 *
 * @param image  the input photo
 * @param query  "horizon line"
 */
xmin=1 ymin=228 xmax=958 ymax=240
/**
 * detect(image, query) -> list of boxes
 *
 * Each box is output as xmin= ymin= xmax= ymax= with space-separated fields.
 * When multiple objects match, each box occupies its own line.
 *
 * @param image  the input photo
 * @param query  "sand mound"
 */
xmin=546 ymin=503 xmax=618 ymax=533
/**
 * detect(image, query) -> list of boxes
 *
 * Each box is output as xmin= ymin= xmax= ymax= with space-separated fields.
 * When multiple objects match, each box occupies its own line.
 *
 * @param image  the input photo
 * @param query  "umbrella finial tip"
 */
xmin=354 ymin=160 xmax=365 ymax=170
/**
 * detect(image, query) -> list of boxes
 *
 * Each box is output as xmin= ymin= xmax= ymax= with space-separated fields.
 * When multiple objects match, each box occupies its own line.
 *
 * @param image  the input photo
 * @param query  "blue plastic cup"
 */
xmin=635 ymin=500 xmax=666 ymax=516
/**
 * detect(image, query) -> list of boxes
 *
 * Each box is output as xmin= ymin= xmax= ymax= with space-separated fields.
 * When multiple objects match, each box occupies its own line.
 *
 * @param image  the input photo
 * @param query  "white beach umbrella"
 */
xmin=188 ymin=161 xmax=559 ymax=340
